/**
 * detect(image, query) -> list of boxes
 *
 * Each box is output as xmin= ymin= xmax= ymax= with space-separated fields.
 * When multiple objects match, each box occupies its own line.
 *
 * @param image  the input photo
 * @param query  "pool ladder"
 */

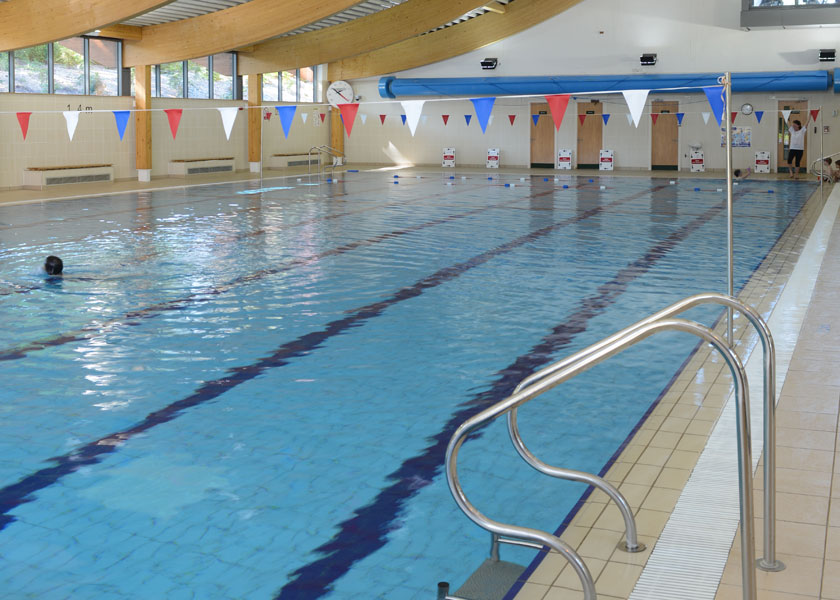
xmin=308 ymin=145 xmax=345 ymax=180
xmin=440 ymin=293 xmax=782 ymax=600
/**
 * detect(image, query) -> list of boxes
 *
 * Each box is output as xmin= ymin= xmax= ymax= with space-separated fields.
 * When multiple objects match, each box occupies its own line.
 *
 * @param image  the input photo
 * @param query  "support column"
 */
xmin=248 ymin=73 xmax=263 ymax=173
xmin=135 ymin=65 xmax=152 ymax=182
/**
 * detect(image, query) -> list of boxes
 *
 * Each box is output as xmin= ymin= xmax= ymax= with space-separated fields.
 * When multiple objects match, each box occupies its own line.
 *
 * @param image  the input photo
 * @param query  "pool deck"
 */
xmin=510 ymin=183 xmax=840 ymax=600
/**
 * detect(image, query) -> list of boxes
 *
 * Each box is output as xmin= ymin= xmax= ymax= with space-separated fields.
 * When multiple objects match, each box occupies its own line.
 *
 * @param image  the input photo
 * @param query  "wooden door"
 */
xmin=651 ymin=100 xmax=679 ymax=170
xmin=777 ymin=100 xmax=808 ymax=173
xmin=576 ymin=101 xmax=602 ymax=168
xmin=530 ymin=103 xmax=555 ymax=167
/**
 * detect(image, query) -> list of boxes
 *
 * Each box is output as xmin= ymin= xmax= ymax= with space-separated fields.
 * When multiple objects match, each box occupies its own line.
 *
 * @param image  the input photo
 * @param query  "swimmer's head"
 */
xmin=792 ymin=119 xmax=802 ymax=130
xmin=825 ymin=157 xmax=833 ymax=165
xmin=44 ymin=255 xmax=63 ymax=275
xmin=734 ymin=169 xmax=742 ymax=178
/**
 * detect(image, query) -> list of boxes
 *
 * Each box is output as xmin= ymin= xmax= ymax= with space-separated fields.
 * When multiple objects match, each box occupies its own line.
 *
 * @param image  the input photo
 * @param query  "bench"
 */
xmin=23 ymin=164 xmax=114 ymax=189
xmin=168 ymin=157 xmax=235 ymax=177
xmin=270 ymin=153 xmax=320 ymax=169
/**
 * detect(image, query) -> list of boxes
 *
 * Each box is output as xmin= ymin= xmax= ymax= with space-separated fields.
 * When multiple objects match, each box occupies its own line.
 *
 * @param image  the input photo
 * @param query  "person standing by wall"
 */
xmin=787 ymin=118 xmax=807 ymax=180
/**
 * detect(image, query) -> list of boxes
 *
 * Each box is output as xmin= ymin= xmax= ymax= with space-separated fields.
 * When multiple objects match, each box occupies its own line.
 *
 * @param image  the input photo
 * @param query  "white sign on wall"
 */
xmin=442 ymin=148 xmax=456 ymax=168
xmin=754 ymin=151 xmax=771 ymax=174
xmin=487 ymin=148 xmax=500 ymax=169
xmin=557 ymin=149 xmax=572 ymax=170
xmin=599 ymin=149 xmax=614 ymax=171
xmin=690 ymin=150 xmax=705 ymax=173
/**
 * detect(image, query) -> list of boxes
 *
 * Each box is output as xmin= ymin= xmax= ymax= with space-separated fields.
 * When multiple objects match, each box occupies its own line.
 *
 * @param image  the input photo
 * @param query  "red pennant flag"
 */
xmin=651 ymin=113 xmax=659 ymax=125
xmin=442 ymin=114 xmax=450 ymax=125
xmin=578 ymin=114 xmax=586 ymax=125
xmin=731 ymin=111 xmax=737 ymax=124
xmin=810 ymin=109 xmax=820 ymax=122
xmin=16 ymin=112 xmax=32 ymax=140
xmin=545 ymin=94 xmax=571 ymax=131
xmin=337 ymin=103 xmax=359 ymax=136
xmin=164 ymin=109 xmax=183 ymax=139
xmin=379 ymin=114 xmax=386 ymax=125
xmin=508 ymin=114 xmax=516 ymax=125
xmin=319 ymin=113 xmax=326 ymax=123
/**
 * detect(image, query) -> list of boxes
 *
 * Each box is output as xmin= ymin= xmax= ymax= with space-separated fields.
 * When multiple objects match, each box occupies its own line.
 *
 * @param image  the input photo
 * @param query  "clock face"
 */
xmin=326 ymin=81 xmax=354 ymax=108
xmin=741 ymin=103 xmax=754 ymax=116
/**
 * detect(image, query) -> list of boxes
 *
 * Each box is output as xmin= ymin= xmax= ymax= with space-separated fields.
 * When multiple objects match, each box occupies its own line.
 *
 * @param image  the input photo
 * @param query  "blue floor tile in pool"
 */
xmin=0 ymin=173 xmax=816 ymax=599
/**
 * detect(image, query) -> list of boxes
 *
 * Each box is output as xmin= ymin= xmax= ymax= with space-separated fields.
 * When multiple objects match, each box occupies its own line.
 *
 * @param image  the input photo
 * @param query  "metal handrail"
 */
xmin=507 ymin=292 xmax=783 ymax=571
xmin=808 ymin=150 xmax=840 ymax=182
xmin=308 ymin=145 xmax=346 ymax=178
xmin=446 ymin=318 xmax=757 ymax=600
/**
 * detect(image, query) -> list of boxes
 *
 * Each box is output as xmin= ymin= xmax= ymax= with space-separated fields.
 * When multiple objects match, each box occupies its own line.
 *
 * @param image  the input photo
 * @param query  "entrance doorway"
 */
xmin=651 ymin=100 xmax=679 ymax=170
xmin=777 ymin=100 xmax=808 ymax=173
xmin=576 ymin=100 xmax=602 ymax=169
xmin=530 ymin=103 xmax=554 ymax=168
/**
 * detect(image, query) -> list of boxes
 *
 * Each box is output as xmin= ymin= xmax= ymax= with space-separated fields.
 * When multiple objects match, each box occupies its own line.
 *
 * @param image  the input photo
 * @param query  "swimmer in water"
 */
xmin=44 ymin=255 xmax=63 ymax=276
xmin=733 ymin=167 xmax=751 ymax=180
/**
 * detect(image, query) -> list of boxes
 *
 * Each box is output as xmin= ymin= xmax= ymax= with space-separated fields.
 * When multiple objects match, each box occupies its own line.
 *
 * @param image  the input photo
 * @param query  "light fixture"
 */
xmin=819 ymin=48 xmax=835 ymax=62
xmin=480 ymin=58 xmax=498 ymax=70
xmin=640 ymin=53 xmax=657 ymax=66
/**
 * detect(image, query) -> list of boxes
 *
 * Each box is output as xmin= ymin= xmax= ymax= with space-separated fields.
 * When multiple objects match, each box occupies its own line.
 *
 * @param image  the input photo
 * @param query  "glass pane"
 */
xmin=281 ymin=70 xmax=297 ymax=102
xmin=14 ymin=45 xmax=49 ymax=94
xmin=262 ymin=72 xmax=278 ymax=102
xmin=188 ymin=57 xmax=210 ymax=98
xmin=129 ymin=66 xmax=135 ymax=97
xmin=0 ymin=52 xmax=9 ymax=92
xmin=153 ymin=67 xmax=158 ymax=97
xmin=53 ymin=38 xmax=85 ymax=95
xmin=213 ymin=53 xmax=234 ymax=100
xmin=160 ymin=61 xmax=184 ymax=97
xmin=242 ymin=80 xmax=248 ymax=101
xmin=89 ymin=38 xmax=119 ymax=96
xmin=299 ymin=67 xmax=314 ymax=102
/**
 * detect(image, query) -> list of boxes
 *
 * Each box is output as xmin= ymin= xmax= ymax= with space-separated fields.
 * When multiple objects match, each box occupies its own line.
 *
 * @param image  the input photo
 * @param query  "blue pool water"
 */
xmin=0 ymin=173 xmax=815 ymax=599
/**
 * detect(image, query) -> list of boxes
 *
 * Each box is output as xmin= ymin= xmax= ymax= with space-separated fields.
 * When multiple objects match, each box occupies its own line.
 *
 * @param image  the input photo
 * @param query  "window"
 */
xmin=262 ymin=72 xmax=279 ymax=102
xmin=188 ymin=57 xmax=210 ymax=98
xmin=213 ymin=53 xmax=234 ymax=100
xmin=53 ymin=38 xmax=85 ymax=94
xmin=14 ymin=44 xmax=49 ymax=93
xmin=159 ymin=61 xmax=184 ymax=97
xmin=280 ymin=70 xmax=297 ymax=102
xmin=89 ymin=38 xmax=119 ymax=96
xmin=0 ymin=52 xmax=9 ymax=93
xmin=751 ymin=0 xmax=838 ymax=5
xmin=299 ymin=67 xmax=314 ymax=102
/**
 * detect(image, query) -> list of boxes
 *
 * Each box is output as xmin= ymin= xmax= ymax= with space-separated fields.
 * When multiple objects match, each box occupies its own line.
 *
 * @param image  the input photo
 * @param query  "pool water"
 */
xmin=0 ymin=173 xmax=815 ymax=599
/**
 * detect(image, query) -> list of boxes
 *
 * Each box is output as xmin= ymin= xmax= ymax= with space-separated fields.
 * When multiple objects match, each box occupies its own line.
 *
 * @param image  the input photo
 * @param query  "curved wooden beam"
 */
xmin=123 ymin=0 xmax=359 ymax=67
xmin=237 ymin=0 xmax=489 ymax=76
xmin=0 ymin=0 xmax=170 ymax=52
xmin=329 ymin=0 xmax=584 ymax=80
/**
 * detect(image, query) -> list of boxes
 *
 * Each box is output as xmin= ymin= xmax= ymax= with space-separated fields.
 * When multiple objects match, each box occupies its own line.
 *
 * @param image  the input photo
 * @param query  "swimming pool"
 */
xmin=0 ymin=173 xmax=815 ymax=599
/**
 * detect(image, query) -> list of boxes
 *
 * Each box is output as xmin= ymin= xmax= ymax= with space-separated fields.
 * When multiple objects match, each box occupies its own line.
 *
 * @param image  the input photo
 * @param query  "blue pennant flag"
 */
xmin=702 ymin=86 xmax=726 ymax=127
xmin=532 ymin=114 xmax=540 ymax=126
xmin=465 ymin=114 xmax=472 ymax=126
xmin=602 ymin=114 xmax=610 ymax=125
xmin=112 ymin=110 xmax=130 ymax=141
xmin=276 ymin=105 xmax=297 ymax=139
xmin=676 ymin=112 xmax=685 ymax=126
xmin=755 ymin=110 xmax=764 ymax=123
xmin=470 ymin=97 xmax=496 ymax=134
xmin=400 ymin=114 xmax=407 ymax=125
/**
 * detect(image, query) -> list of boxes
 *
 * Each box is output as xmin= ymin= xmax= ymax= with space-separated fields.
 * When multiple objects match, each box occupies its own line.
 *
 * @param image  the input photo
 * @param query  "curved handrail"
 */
xmin=507 ymin=292 xmax=782 ymax=570
xmin=808 ymin=150 xmax=840 ymax=180
xmin=446 ymin=318 xmax=757 ymax=600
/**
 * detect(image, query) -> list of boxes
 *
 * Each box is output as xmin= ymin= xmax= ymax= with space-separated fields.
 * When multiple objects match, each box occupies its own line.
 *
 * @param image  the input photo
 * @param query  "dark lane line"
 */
xmin=0 ymin=184 xmax=639 ymax=530
xmin=275 ymin=186 xmax=726 ymax=599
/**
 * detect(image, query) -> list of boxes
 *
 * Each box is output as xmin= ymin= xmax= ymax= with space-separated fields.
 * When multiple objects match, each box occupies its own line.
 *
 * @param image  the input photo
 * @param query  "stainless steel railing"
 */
xmin=507 ymin=292 xmax=783 ymax=571
xmin=446 ymin=312 xmax=763 ymax=600
xmin=808 ymin=150 xmax=840 ymax=181
xmin=308 ymin=145 xmax=345 ymax=179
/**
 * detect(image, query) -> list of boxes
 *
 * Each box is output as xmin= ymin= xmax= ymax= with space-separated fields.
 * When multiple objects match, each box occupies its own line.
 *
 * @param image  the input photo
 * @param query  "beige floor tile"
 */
xmin=637 ymin=446 xmax=672 ymax=467
xmin=822 ymin=559 xmax=840 ymax=600
xmin=577 ymin=528 xmax=623 ymax=561
xmin=723 ymin=553 xmax=823 ymax=596
xmin=629 ymin=428 xmax=655 ymax=445
xmin=775 ymin=447 xmax=836 ymax=472
xmin=616 ymin=483 xmax=653 ymax=509
xmin=776 ymin=427 xmax=837 ymax=451
xmin=568 ymin=502 xmax=606 ymax=529
xmin=593 ymin=505 xmax=627 ymax=533
xmin=633 ymin=508 xmax=671 ymax=537
xmin=753 ymin=491 xmax=829 ymax=525
xmin=685 ymin=418 xmax=716 ymax=436
xmin=776 ymin=410 xmax=838 ymax=433
xmin=623 ymin=463 xmax=661 ymax=487
xmin=695 ymin=405 xmax=724 ymax=421
xmin=604 ymin=462 xmax=632 ymax=485
xmin=654 ymin=467 xmax=691 ymax=490
xmin=830 ymin=502 xmax=840 ymax=527
xmin=607 ymin=533 xmax=656 ymax=567
xmin=593 ymin=561 xmax=643 ymax=597
xmin=649 ymin=430 xmax=681 ymax=449
xmin=669 ymin=404 xmax=700 ymax=420
xmin=826 ymin=526 xmax=840 ymax=561
xmin=559 ymin=525 xmax=592 ymax=550
xmin=541 ymin=586 xmax=583 ymax=600
xmin=616 ymin=444 xmax=645 ymax=464
xmin=665 ymin=449 xmax=700 ymax=470
xmin=554 ymin=557 xmax=605 ymax=590
xmin=514 ymin=581 xmax=550 ymax=600
xmin=777 ymin=388 xmax=840 ymax=415
xmin=641 ymin=486 xmax=682 ymax=513
xmin=676 ymin=433 xmax=709 ymax=452
xmin=756 ymin=467 xmax=833 ymax=497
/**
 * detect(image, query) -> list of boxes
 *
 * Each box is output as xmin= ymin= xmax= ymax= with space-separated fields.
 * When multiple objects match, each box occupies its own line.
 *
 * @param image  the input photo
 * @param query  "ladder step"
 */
xmin=453 ymin=559 xmax=526 ymax=600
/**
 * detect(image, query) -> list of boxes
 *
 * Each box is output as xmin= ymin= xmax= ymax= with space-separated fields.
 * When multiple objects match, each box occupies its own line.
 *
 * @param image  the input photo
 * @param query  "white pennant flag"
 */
xmin=702 ymin=112 xmax=711 ymax=125
xmin=360 ymin=113 xmax=368 ymax=125
xmin=63 ymin=111 xmax=80 ymax=141
xmin=626 ymin=113 xmax=634 ymax=126
xmin=217 ymin=107 xmax=238 ymax=140
xmin=781 ymin=109 xmax=792 ymax=122
xmin=488 ymin=115 xmax=494 ymax=126
xmin=622 ymin=89 xmax=649 ymax=128
xmin=301 ymin=112 xmax=309 ymax=124
xmin=401 ymin=100 xmax=425 ymax=136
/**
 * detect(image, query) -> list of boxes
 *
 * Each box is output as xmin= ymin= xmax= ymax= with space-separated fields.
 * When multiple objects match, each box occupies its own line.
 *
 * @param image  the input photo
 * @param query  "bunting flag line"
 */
xmin=702 ymin=86 xmax=725 ymax=127
xmin=578 ymin=114 xmax=586 ymax=125
xmin=301 ymin=112 xmax=308 ymax=124
xmin=470 ymin=97 xmax=495 ymax=133
xmin=532 ymin=114 xmax=540 ymax=126
xmin=337 ymin=103 xmax=359 ymax=136
xmin=217 ymin=107 xmax=238 ymax=140
xmin=442 ymin=114 xmax=450 ymax=125
xmin=810 ymin=108 xmax=820 ymax=122
xmin=545 ymin=94 xmax=571 ymax=130
xmin=112 ymin=110 xmax=130 ymax=141
xmin=379 ymin=114 xmax=386 ymax=125
xmin=676 ymin=112 xmax=685 ymax=126
xmin=263 ymin=110 xmax=272 ymax=121
xmin=319 ymin=113 xmax=326 ymax=122
xmin=622 ymin=89 xmax=649 ymax=127
xmin=400 ymin=114 xmax=407 ymax=126
xmin=275 ymin=105 xmax=296 ymax=139
xmin=702 ymin=112 xmax=711 ymax=125
xmin=731 ymin=111 xmax=738 ymax=125
xmin=63 ymin=111 xmax=80 ymax=141
xmin=164 ymin=108 xmax=183 ymax=139
xmin=755 ymin=110 xmax=764 ymax=124
xmin=626 ymin=113 xmax=634 ymax=126
xmin=465 ymin=114 xmax=472 ymax=126
xmin=16 ymin=112 xmax=32 ymax=140
xmin=651 ymin=113 xmax=659 ymax=125
xmin=602 ymin=114 xmax=610 ymax=125
xmin=401 ymin=100 xmax=424 ymax=136
xmin=781 ymin=109 xmax=792 ymax=123
xmin=488 ymin=115 xmax=494 ymax=127
xmin=360 ymin=113 xmax=368 ymax=125
xmin=508 ymin=114 xmax=516 ymax=125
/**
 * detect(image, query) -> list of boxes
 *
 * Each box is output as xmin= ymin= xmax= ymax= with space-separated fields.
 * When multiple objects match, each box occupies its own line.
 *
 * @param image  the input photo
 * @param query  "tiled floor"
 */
xmin=512 ymin=184 xmax=839 ymax=599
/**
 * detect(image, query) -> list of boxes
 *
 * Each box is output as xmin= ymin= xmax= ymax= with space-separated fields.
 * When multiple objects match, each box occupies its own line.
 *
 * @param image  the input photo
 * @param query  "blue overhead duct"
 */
xmin=378 ymin=71 xmax=832 ymax=98
xmin=835 ymin=68 xmax=840 ymax=93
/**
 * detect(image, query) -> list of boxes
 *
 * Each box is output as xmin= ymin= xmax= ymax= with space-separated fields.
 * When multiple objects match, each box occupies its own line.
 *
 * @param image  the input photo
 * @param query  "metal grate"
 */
xmin=45 ymin=174 xmax=112 ymax=185
xmin=123 ymin=0 xmax=255 ymax=26
xmin=186 ymin=165 xmax=234 ymax=174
